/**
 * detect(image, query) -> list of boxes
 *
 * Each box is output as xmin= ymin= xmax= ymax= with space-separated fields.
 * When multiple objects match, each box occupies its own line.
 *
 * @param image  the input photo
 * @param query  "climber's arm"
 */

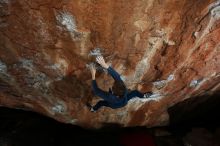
xmin=89 ymin=63 xmax=108 ymax=99
xmin=90 ymin=64 xmax=96 ymax=80
xmin=96 ymin=56 xmax=122 ymax=81
xmin=107 ymin=66 xmax=122 ymax=81
xmin=91 ymin=79 xmax=108 ymax=98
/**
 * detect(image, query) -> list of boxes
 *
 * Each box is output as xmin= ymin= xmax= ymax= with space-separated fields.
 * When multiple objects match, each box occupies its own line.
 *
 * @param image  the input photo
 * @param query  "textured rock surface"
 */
xmin=0 ymin=0 xmax=220 ymax=128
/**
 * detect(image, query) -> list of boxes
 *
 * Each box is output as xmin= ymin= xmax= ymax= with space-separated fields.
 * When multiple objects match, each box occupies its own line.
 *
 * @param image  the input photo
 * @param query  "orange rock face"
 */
xmin=0 ymin=0 xmax=220 ymax=128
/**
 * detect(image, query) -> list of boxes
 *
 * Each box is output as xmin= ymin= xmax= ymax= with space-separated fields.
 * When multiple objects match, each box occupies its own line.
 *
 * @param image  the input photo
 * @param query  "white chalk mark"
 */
xmin=88 ymin=48 xmax=102 ymax=57
xmin=52 ymin=104 xmax=65 ymax=114
xmin=167 ymin=74 xmax=174 ymax=81
xmin=56 ymin=11 xmax=77 ymax=32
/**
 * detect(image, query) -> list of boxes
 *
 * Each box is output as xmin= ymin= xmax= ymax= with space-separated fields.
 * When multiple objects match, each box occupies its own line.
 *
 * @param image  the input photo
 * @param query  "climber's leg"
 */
xmin=127 ymin=90 xmax=144 ymax=100
xmin=93 ymin=100 xmax=110 ymax=111
xmin=92 ymin=80 xmax=109 ymax=100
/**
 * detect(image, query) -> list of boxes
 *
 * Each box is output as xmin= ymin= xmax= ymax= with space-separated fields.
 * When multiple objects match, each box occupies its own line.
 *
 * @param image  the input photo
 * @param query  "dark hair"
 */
xmin=112 ymin=81 xmax=126 ymax=98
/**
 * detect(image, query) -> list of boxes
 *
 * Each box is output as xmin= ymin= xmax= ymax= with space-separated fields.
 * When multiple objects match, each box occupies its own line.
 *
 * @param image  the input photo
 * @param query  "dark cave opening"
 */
xmin=0 ymin=93 xmax=220 ymax=146
xmin=168 ymin=92 xmax=220 ymax=129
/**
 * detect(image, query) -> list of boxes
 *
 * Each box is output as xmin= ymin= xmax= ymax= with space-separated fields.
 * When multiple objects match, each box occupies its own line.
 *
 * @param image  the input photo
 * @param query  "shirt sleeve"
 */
xmin=107 ymin=66 xmax=122 ymax=82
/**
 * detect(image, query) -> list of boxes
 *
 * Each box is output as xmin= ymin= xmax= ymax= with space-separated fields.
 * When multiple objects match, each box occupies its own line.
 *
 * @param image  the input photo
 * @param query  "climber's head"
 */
xmin=112 ymin=81 xmax=126 ymax=98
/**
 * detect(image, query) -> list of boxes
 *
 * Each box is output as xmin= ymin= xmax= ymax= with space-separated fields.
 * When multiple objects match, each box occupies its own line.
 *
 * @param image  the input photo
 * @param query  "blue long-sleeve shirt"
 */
xmin=92 ymin=66 xmax=128 ymax=109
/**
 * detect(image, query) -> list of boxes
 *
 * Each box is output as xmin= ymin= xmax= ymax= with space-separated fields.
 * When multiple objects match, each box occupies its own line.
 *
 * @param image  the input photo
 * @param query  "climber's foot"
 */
xmin=86 ymin=103 xmax=96 ymax=112
xmin=143 ymin=91 xmax=153 ymax=98
xmin=90 ymin=107 xmax=96 ymax=112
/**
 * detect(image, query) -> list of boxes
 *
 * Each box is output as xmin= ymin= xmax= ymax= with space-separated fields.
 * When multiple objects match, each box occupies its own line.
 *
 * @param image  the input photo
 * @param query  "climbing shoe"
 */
xmin=86 ymin=103 xmax=96 ymax=112
xmin=90 ymin=107 xmax=96 ymax=112
xmin=143 ymin=92 xmax=153 ymax=98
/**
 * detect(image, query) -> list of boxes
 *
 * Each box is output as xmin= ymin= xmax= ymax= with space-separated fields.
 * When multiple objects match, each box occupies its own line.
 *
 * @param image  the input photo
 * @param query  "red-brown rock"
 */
xmin=0 ymin=0 xmax=219 ymax=128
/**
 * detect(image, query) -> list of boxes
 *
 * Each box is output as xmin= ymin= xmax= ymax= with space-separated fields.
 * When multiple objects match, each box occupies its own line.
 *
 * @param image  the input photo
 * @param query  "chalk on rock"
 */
xmin=149 ymin=93 xmax=161 ymax=98
xmin=193 ymin=31 xmax=200 ymax=38
xmin=0 ymin=60 xmax=7 ymax=73
xmin=190 ymin=79 xmax=203 ymax=88
xmin=89 ymin=48 xmax=103 ymax=57
xmin=52 ymin=104 xmax=65 ymax=114
xmin=153 ymin=80 xmax=166 ymax=89
xmin=167 ymin=74 xmax=174 ymax=81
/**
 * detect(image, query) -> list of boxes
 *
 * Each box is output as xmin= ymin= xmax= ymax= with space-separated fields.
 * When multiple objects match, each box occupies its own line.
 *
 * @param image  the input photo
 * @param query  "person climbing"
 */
xmin=87 ymin=56 xmax=152 ymax=112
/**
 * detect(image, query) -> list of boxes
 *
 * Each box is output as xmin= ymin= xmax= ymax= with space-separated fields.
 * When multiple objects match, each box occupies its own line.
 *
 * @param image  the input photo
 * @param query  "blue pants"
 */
xmin=93 ymin=90 xmax=144 ymax=111
xmin=92 ymin=66 xmax=145 ymax=111
xmin=127 ymin=90 xmax=144 ymax=100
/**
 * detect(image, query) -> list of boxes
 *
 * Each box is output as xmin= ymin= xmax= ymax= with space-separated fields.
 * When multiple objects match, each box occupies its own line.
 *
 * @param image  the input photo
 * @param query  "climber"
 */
xmin=87 ymin=56 xmax=153 ymax=112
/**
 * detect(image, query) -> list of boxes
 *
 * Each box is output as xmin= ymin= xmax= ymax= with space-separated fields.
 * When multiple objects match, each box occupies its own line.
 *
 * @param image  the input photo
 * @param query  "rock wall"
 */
xmin=0 ymin=0 xmax=220 ymax=128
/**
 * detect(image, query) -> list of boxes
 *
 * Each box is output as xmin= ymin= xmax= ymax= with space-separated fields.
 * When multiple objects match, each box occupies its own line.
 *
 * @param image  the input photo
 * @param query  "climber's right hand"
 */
xmin=96 ymin=56 xmax=109 ymax=69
